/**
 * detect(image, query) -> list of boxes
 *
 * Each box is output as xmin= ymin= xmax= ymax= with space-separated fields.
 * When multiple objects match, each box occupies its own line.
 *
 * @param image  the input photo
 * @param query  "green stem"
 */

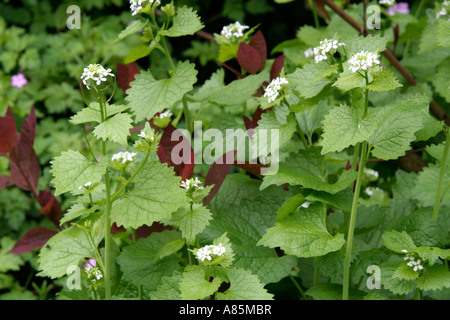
xmin=96 ymin=89 xmax=112 ymax=300
xmin=343 ymin=141 xmax=369 ymax=300
xmin=289 ymin=275 xmax=307 ymax=300
xmin=414 ymin=0 xmax=427 ymax=18
xmin=310 ymin=0 xmax=320 ymax=28
xmin=182 ymin=96 xmax=193 ymax=133
xmin=432 ymin=127 xmax=450 ymax=220
xmin=111 ymin=150 xmax=151 ymax=202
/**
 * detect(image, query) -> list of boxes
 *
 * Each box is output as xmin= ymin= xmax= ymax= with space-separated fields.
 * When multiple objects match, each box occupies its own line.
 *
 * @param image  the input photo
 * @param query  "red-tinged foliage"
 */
xmin=116 ymin=62 xmax=141 ymax=94
xmin=203 ymin=150 xmax=237 ymax=206
xmin=0 ymin=107 xmax=64 ymax=253
xmin=0 ymin=107 xmax=17 ymax=154
xmin=249 ymin=30 xmax=267 ymax=72
xmin=38 ymin=190 xmax=63 ymax=230
xmin=157 ymin=123 xmax=192 ymax=176
xmin=10 ymin=227 xmax=58 ymax=254
xmin=270 ymin=55 xmax=285 ymax=81
xmin=237 ymin=42 xmax=262 ymax=75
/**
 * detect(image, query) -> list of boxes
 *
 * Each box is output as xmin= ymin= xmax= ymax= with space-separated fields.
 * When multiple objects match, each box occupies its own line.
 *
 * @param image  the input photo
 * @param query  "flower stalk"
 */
xmin=432 ymin=126 xmax=450 ymax=221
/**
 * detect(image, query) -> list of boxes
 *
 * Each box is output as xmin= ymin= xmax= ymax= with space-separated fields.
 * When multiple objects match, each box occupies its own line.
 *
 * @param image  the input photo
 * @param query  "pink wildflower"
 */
xmin=387 ymin=2 xmax=410 ymax=16
xmin=11 ymin=73 xmax=28 ymax=88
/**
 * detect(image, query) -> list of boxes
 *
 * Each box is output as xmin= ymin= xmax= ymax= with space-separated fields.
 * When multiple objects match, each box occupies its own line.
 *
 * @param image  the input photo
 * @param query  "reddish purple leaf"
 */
xmin=233 ymin=162 xmax=266 ymax=178
xmin=9 ymin=147 xmax=39 ymax=194
xmin=10 ymin=227 xmax=58 ymax=254
xmin=270 ymin=55 xmax=285 ymax=81
xmin=38 ymin=190 xmax=63 ymax=229
xmin=249 ymin=30 xmax=267 ymax=71
xmin=157 ymin=124 xmax=193 ymax=176
xmin=180 ymin=148 xmax=195 ymax=181
xmin=117 ymin=62 xmax=140 ymax=94
xmin=0 ymin=175 xmax=15 ymax=190
xmin=237 ymin=42 xmax=262 ymax=75
xmin=0 ymin=107 xmax=17 ymax=154
xmin=203 ymin=150 xmax=237 ymax=206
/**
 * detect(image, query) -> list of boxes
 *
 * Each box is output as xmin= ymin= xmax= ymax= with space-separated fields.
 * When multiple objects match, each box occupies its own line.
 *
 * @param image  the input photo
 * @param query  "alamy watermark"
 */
xmin=170 ymin=121 xmax=280 ymax=175
xmin=67 ymin=5 xmax=81 ymax=30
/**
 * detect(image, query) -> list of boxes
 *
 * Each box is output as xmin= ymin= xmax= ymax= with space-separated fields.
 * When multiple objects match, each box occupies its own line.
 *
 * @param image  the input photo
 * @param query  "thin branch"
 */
xmin=323 ymin=0 xmax=450 ymax=126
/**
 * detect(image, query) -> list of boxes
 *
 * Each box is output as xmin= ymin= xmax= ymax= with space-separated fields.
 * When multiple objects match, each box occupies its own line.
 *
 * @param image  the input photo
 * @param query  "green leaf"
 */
xmin=169 ymin=204 xmax=213 ymax=246
xmin=344 ymin=34 xmax=388 ymax=57
xmin=367 ymin=68 xmax=403 ymax=92
xmin=412 ymin=246 xmax=450 ymax=265
xmin=438 ymin=19 xmax=450 ymax=47
xmin=288 ymin=61 xmax=334 ymax=99
xmin=93 ymin=113 xmax=133 ymax=146
xmin=126 ymin=60 xmax=198 ymax=122
xmin=189 ymin=68 xmax=225 ymax=102
xmin=70 ymin=103 xmax=129 ymax=125
xmin=116 ymin=20 xmax=147 ymax=42
xmin=332 ymin=72 xmax=366 ymax=92
xmin=200 ymin=181 xmax=297 ymax=284
xmin=295 ymin=100 xmax=331 ymax=141
xmin=432 ymin=59 xmax=450 ymax=103
xmin=305 ymin=283 xmax=366 ymax=300
xmin=149 ymin=272 xmax=182 ymax=300
xmin=369 ymin=95 xmax=430 ymax=160
xmin=37 ymin=225 xmax=96 ymax=279
xmin=382 ymin=230 xmax=417 ymax=254
xmin=179 ymin=265 xmax=222 ymax=300
xmin=50 ymin=150 xmax=108 ymax=196
xmin=0 ymin=237 xmax=23 ymax=272
xmin=208 ymin=70 xmax=268 ymax=106
xmin=116 ymin=230 xmax=182 ymax=290
xmin=412 ymin=163 xmax=450 ymax=207
xmin=111 ymin=159 xmax=188 ymax=229
xmin=260 ymin=148 xmax=356 ymax=194
xmin=123 ymin=44 xmax=153 ymax=64
xmin=252 ymin=106 xmax=297 ymax=160
xmin=161 ymin=6 xmax=204 ymax=37
xmin=380 ymin=262 xmax=416 ymax=295
xmin=416 ymin=264 xmax=450 ymax=292
xmin=393 ymin=262 xmax=420 ymax=280
xmin=257 ymin=203 xmax=346 ymax=258
xmin=215 ymin=268 xmax=273 ymax=300
xmin=321 ymin=104 xmax=377 ymax=154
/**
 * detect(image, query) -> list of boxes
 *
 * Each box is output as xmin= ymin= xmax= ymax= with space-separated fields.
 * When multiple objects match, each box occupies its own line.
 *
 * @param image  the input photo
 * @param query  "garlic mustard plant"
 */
xmin=80 ymin=64 xmax=115 ymax=90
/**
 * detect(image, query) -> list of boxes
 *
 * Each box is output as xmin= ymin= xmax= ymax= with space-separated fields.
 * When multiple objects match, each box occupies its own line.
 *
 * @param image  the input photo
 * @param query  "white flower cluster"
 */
xmin=180 ymin=177 xmax=204 ymax=191
xmin=220 ymin=21 xmax=249 ymax=40
xmin=196 ymin=243 xmax=226 ymax=262
xmin=313 ymin=38 xmax=345 ymax=63
xmin=436 ymin=1 xmax=450 ymax=19
xmin=348 ymin=51 xmax=380 ymax=73
xmin=263 ymin=77 xmax=289 ymax=103
xmin=111 ymin=151 xmax=137 ymax=164
xmin=130 ymin=0 xmax=160 ymax=16
xmin=155 ymin=109 xmax=173 ymax=119
xmin=84 ymin=260 xmax=103 ymax=284
xmin=138 ymin=130 xmax=155 ymax=142
xmin=365 ymin=186 xmax=381 ymax=196
xmin=78 ymin=181 xmax=92 ymax=190
xmin=364 ymin=168 xmax=379 ymax=179
xmin=379 ymin=0 xmax=395 ymax=6
xmin=402 ymin=251 xmax=425 ymax=272
xmin=80 ymin=64 xmax=114 ymax=90
xmin=304 ymin=48 xmax=314 ymax=58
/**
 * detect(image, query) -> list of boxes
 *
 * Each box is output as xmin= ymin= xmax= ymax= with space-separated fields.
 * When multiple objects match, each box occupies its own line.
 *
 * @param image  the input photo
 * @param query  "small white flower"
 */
xmin=436 ymin=8 xmax=447 ymax=18
xmin=78 ymin=181 xmax=92 ymax=190
xmin=263 ymin=77 xmax=288 ymax=103
xmin=180 ymin=177 xmax=204 ymax=191
xmin=196 ymin=244 xmax=226 ymax=262
xmin=138 ymin=131 xmax=146 ymax=139
xmin=111 ymin=151 xmax=137 ymax=164
xmin=129 ymin=0 xmax=160 ymax=16
xmin=379 ymin=0 xmax=395 ymax=6
xmin=304 ymin=47 xmax=315 ymax=58
xmin=156 ymin=110 xmax=173 ymax=119
xmin=80 ymin=64 xmax=114 ymax=90
xmin=364 ymin=168 xmax=379 ymax=178
xmin=220 ymin=21 xmax=249 ymax=40
xmin=348 ymin=51 xmax=380 ymax=73
xmin=312 ymin=38 xmax=345 ymax=63
xmin=300 ymin=201 xmax=311 ymax=209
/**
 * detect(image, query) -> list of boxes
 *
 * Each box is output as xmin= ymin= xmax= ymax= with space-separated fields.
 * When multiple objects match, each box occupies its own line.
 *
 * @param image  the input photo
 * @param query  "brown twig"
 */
xmin=324 ymin=0 xmax=450 ymax=126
